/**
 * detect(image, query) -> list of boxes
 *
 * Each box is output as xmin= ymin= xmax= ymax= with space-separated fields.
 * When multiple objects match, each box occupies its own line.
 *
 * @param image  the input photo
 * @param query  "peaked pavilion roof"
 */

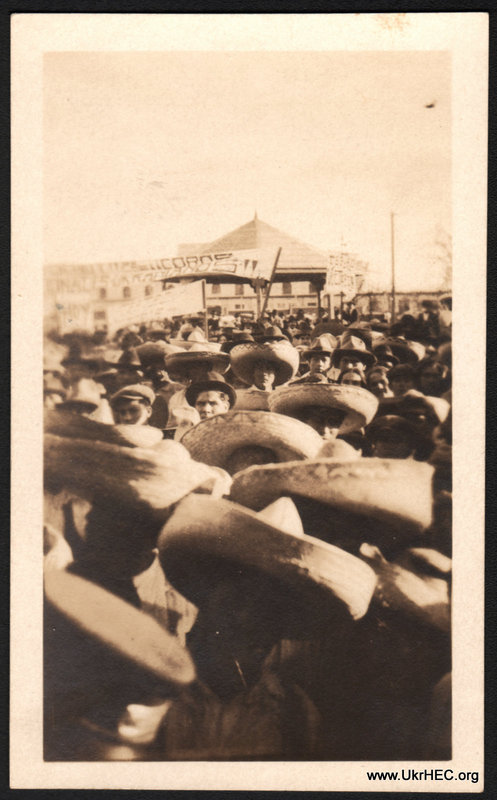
xmin=196 ymin=215 xmax=330 ymax=276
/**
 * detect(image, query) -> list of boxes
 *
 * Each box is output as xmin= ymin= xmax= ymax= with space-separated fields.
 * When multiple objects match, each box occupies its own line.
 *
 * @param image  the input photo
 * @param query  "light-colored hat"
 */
xmin=157 ymin=494 xmax=377 ymax=624
xmin=318 ymin=438 xmax=361 ymax=460
xmin=303 ymin=334 xmax=337 ymax=359
xmin=268 ymin=383 xmax=379 ymax=434
xmin=331 ymin=332 xmax=376 ymax=368
xmin=169 ymin=330 xmax=222 ymax=352
xmin=44 ymin=433 xmax=223 ymax=519
xmin=165 ymin=344 xmax=230 ymax=379
xmin=180 ymin=410 xmax=323 ymax=474
xmin=56 ymin=379 xmax=102 ymax=413
xmin=378 ymin=390 xmax=450 ymax=425
xmin=230 ymin=341 xmax=300 ymax=386
xmin=110 ymin=384 xmax=156 ymax=406
xmin=45 ymin=570 xmax=195 ymax=688
xmin=230 ymin=458 xmax=435 ymax=535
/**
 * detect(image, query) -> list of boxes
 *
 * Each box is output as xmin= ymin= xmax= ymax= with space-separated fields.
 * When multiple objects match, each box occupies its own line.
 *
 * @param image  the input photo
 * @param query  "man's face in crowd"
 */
xmin=253 ymin=361 xmax=276 ymax=391
xmin=340 ymin=370 xmax=363 ymax=387
xmin=390 ymin=374 xmax=416 ymax=397
xmin=419 ymin=365 xmax=444 ymax=396
xmin=299 ymin=405 xmax=346 ymax=440
xmin=309 ymin=355 xmax=331 ymax=375
xmin=367 ymin=373 xmax=391 ymax=398
xmin=195 ymin=390 xmax=231 ymax=420
xmin=338 ymin=356 xmax=366 ymax=375
xmin=112 ymin=398 xmax=152 ymax=425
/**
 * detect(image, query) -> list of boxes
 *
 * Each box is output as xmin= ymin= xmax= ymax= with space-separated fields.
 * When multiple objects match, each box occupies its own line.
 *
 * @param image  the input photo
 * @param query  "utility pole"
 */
xmin=390 ymin=212 xmax=396 ymax=324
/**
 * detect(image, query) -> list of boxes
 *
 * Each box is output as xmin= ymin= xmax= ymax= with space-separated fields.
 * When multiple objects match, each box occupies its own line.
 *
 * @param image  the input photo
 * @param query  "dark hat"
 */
xmin=220 ymin=331 xmax=255 ymax=354
xmin=165 ymin=346 xmax=230 ymax=379
xmin=311 ymin=320 xmax=345 ymax=338
xmin=347 ymin=325 xmax=373 ymax=351
xmin=117 ymin=348 xmax=143 ymax=370
xmin=185 ymin=371 xmax=236 ymax=409
xmin=373 ymin=343 xmax=400 ymax=366
xmin=380 ymin=337 xmax=425 ymax=365
xmin=366 ymin=414 xmax=418 ymax=443
xmin=61 ymin=343 xmax=102 ymax=371
xmin=110 ymin=384 xmax=156 ymax=407
xmin=56 ymin=379 xmax=102 ymax=413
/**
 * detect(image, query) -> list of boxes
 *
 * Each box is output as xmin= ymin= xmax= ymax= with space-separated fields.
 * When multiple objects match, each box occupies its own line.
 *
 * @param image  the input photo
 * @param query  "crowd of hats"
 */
xmin=43 ymin=299 xmax=452 ymax=761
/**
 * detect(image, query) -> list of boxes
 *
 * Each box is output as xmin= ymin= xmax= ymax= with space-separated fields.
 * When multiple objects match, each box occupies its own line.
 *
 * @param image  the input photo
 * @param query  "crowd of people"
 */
xmin=43 ymin=297 xmax=452 ymax=761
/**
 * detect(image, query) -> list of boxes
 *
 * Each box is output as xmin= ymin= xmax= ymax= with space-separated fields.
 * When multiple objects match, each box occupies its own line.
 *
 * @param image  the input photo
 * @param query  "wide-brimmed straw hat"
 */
xmin=44 ymin=570 xmax=196 ymax=689
xmin=180 ymin=410 xmax=323 ymax=474
xmin=303 ymin=335 xmax=337 ymax=359
xmin=220 ymin=331 xmax=255 ymax=354
xmin=45 ymin=408 xmax=165 ymax=449
xmin=136 ymin=341 xmax=182 ymax=369
xmin=157 ymin=494 xmax=377 ymax=627
xmin=44 ymin=433 xmax=223 ymax=520
xmin=230 ymin=458 xmax=435 ymax=539
xmin=165 ymin=344 xmax=230 ymax=379
xmin=185 ymin=371 xmax=236 ymax=409
xmin=230 ymin=341 xmax=299 ymax=386
xmin=268 ymin=383 xmax=379 ymax=434
xmin=331 ymin=332 xmax=376 ymax=368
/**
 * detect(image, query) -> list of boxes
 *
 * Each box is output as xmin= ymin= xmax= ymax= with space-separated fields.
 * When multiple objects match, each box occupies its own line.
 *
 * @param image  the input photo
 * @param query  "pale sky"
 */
xmin=44 ymin=50 xmax=451 ymax=290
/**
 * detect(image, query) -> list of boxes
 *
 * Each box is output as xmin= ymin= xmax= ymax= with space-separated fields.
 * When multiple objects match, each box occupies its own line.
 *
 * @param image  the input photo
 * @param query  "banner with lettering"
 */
xmin=46 ymin=248 xmax=278 ymax=290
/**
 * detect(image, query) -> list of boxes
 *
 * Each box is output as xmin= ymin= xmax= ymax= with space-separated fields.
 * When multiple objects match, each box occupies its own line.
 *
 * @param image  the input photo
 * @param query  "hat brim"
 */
xmin=302 ymin=348 xmax=334 ymax=359
xmin=44 ymin=433 xmax=219 ymax=517
xmin=230 ymin=342 xmax=299 ymax=386
xmin=158 ymin=494 xmax=377 ymax=625
xmin=44 ymin=570 xmax=195 ymax=688
xmin=165 ymin=351 xmax=230 ymax=378
xmin=268 ymin=384 xmax=379 ymax=434
xmin=185 ymin=380 xmax=236 ymax=409
xmin=180 ymin=410 xmax=323 ymax=472
xmin=45 ymin=408 xmax=164 ymax=448
xmin=230 ymin=458 xmax=435 ymax=536
xmin=332 ymin=347 xmax=376 ymax=368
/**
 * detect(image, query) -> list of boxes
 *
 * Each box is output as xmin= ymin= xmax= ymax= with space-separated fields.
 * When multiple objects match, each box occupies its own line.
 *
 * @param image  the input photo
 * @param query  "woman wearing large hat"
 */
xmin=268 ymin=382 xmax=378 ymax=441
xmin=180 ymin=409 xmax=323 ymax=475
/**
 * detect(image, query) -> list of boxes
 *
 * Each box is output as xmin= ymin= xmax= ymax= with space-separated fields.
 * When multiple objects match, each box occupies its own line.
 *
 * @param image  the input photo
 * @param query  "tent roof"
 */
xmin=194 ymin=215 xmax=330 ymax=276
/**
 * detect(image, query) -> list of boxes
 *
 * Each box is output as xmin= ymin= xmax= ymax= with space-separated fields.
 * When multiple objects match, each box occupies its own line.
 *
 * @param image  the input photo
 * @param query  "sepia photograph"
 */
xmin=11 ymin=12 xmax=486 ymax=791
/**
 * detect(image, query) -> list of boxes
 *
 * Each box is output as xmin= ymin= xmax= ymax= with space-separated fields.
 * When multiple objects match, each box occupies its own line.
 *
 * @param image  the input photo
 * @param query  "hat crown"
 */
xmin=308 ymin=334 xmax=337 ymax=352
xmin=258 ymin=497 xmax=305 ymax=537
xmin=338 ymin=332 xmax=369 ymax=352
xmin=61 ymin=378 xmax=101 ymax=406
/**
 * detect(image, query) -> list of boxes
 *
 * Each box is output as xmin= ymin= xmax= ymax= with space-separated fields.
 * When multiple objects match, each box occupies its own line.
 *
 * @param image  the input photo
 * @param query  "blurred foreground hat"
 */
xmin=230 ymin=458 xmax=435 ymax=541
xmin=44 ymin=432 xmax=224 ymax=520
xmin=268 ymin=383 xmax=378 ymax=434
xmin=45 ymin=408 xmax=164 ymax=449
xmin=180 ymin=410 xmax=323 ymax=474
xmin=230 ymin=341 xmax=299 ymax=386
xmin=158 ymin=495 xmax=377 ymax=626
xmin=45 ymin=570 xmax=196 ymax=690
